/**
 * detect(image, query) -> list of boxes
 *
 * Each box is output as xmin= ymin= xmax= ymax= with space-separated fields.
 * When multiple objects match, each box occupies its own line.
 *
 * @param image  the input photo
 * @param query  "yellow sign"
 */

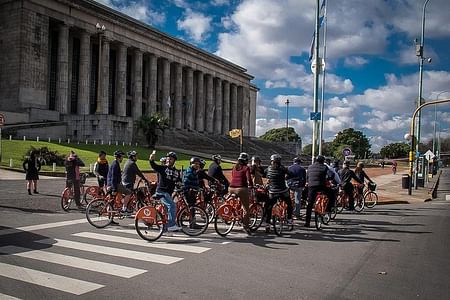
xmin=229 ymin=129 xmax=241 ymax=138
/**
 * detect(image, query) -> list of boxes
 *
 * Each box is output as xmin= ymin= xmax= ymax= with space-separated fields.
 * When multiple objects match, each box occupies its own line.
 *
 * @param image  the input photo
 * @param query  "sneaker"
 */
xmin=167 ymin=225 xmax=182 ymax=232
xmin=287 ymin=219 xmax=294 ymax=225
xmin=33 ymin=190 xmax=39 ymax=194
xmin=120 ymin=208 xmax=132 ymax=216
xmin=265 ymin=225 xmax=271 ymax=233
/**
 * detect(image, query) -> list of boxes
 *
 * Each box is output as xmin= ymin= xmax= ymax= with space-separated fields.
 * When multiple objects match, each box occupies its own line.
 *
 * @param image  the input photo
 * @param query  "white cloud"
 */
xmin=344 ymin=56 xmax=369 ymax=68
xmin=95 ymin=0 xmax=165 ymax=25
xmin=177 ymin=9 xmax=212 ymax=42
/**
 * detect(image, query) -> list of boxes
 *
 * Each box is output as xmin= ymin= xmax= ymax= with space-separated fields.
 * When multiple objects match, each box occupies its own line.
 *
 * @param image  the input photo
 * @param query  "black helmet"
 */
xmin=238 ymin=152 xmax=249 ymax=162
xmin=98 ymin=150 xmax=106 ymax=156
xmin=270 ymin=154 xmax=282 ymax=162
xmin=212 ymin=154 xmax=221 ymax=161
xmin=190 ymin=157 xmax=201 ymax=164
xmin=316 ymin=155 xmax=325 ymax=163
xmin=200 ymin=159 xmax=206 ymax=168
xmin=127 ymin=150 xmax=137 ymax=158
xmin=293 ymin=157 xmax=302 ymax=163
xmin=252 ymin=155 xmax=261 ymax=162
xmin=166 ymin=151 xmax=177 ymax=160
xmin=113 ymin=150 xmax=125 ymax=157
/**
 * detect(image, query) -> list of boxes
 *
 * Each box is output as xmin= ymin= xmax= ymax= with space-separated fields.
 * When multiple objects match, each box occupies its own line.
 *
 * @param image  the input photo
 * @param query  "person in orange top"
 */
xmin=229 ymin=152 xmax=253 ymax=233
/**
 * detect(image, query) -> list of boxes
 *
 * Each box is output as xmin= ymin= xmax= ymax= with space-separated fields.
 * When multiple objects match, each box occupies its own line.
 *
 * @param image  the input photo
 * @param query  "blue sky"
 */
xmin=95 ymin=0 xmax=450 ymax=152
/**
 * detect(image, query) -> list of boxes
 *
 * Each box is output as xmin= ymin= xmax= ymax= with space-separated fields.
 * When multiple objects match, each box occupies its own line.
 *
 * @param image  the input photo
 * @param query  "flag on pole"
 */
xmin=229 ymin=128 xmax=241 ymax=138
xmin=309 ymin=0 xmax=327 ymax=61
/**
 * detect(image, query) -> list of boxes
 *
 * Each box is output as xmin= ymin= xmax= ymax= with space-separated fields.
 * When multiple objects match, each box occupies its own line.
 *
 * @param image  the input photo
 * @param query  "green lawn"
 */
xmin=0 ymin=140 xmax=233 ymax=172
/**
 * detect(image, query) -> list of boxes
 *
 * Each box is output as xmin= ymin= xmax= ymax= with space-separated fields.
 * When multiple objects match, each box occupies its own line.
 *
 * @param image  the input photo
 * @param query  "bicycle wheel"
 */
xmin=214 ymin=204 xmax=235 ymax=237
xmin=322 ymin=211 xmax=331 ymax=225
xmin=330 ymin=206 xmax=338 ymax=220
xmin=315 ymin=212 xmax=323 ymax=230
xmin=135 ymin=209 xmax=164 ymax=242
xmin=177 ymin=206 xmax=209 ymax=236
xmin=336 ymin=195 xmax=344 ymax=213
xmin=354 ymin=195 xmax=365 ymax=212
xmin=86 ymin=199 xmax=113 ymax=228
xmin=364 ymin=191 xmax=378 ymax=208
xmin=61 ymin=188 xmax=73 ymax=212
xmin=249 ymin=203 xmax=264 ymax=231
xmin=272 ymin=215 xmax=283 ymax=236
xmin=205 ymin=202 xmax=216 ymax=223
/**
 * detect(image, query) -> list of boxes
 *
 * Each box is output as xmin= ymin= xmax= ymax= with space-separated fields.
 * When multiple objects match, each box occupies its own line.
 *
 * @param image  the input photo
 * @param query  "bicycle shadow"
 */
xmin=0 ymin=204 xmax=58 ymax=214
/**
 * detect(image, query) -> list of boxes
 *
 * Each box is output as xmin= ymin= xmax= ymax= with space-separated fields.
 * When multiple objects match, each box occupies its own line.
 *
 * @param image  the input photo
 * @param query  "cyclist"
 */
xmin=354 ymin=162 xmax=374 ymax=195
xmin=229 ymin=152 xmax=253 ymax=233
xmin=106 ymin=150 xmax=133 ymax=219
xmin=264 ymin=154 xmax=293 ymax=232
xmin=93 ymin=151 xmax=108 ymax=192
xmin=325 ymin=158 xmax=341 ymax=212
xmin=287 ymin=157 xmax=306 ymax=219
xmin=305 ymin=155 xmax=329 ymax=227
xmin=198 ymin=159 xmax=218 ymax=188
xmin=339 ymin=160 xmax=363 ymax=211
xmin=392 ymin=160 xmax=397 ymax=175
xmin=149 ymin=151 xmax=182 ymax=232
xmin=65 ymin=151 xmax=86 ymax=210
xmin=251 ymin=155 xmax=265 ymax=185
xmin=208 ymin=154 xmax=229 ymax=194
xmin=121 ymin=150 xmax=148 ymax=213
xmin=183 ymin=157 xmax=204 ymax=229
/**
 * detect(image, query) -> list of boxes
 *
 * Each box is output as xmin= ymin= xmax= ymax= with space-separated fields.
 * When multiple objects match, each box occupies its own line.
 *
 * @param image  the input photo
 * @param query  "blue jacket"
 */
xmin=183 ymin=166 xmax=199 ymax=190
xmin=287 ymin=163 xmax=306 ymax=188
xmin=107 ymin=159 xmax=121 ymax=191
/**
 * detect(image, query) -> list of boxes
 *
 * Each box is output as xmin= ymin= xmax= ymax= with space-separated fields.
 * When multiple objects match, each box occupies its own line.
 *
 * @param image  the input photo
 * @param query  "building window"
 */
xmin=70 ymin=37 xmax=80 ymax=114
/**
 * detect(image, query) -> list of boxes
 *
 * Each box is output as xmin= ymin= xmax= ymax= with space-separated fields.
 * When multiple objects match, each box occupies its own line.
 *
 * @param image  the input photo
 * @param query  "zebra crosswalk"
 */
xmin=0 ymin=224 xmax=224 ymax=298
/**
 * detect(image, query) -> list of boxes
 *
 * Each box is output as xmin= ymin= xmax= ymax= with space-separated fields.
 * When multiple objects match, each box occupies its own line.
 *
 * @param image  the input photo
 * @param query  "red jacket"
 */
xmin=230 ymin=164 xmax=253 ymax=188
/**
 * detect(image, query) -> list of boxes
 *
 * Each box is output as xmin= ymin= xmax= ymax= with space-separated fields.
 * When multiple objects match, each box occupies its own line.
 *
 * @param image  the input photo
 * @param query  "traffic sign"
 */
xmin=0 ymin=114 xmax=4 ymax=126
xmin=424 ymin=150 xmax=435 ymax=161
xmin=310 ymin=112 xmax=321 ymax=121
xmin=342 ymin=148 xmax=352 ymax=156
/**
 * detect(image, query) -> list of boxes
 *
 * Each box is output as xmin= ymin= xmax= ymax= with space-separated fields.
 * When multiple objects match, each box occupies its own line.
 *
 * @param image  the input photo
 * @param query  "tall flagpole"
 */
xmin=318 ymin=0 xmax=327 ymax=156
xmin=312 ymin=0 xmax=321 ymax=163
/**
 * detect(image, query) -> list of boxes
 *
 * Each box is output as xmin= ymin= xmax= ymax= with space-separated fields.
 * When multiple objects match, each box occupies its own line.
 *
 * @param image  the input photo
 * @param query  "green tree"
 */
xmin=135 ymin=113 xmax=169 ymax=148
xmin=302 ymin=141 xmax=333 ymax=157
xmin=379 ymin=142 xmax=409 ymax=159
xmin=329 ymin=128 xmax=371 ymax=160
xmin=260 ymin=127 xmax=300 ymax=142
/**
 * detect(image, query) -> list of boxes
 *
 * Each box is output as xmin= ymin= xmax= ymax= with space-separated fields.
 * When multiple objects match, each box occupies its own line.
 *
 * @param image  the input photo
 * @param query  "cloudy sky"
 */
xmin=95 ymin=0 xmax=450 ymax=152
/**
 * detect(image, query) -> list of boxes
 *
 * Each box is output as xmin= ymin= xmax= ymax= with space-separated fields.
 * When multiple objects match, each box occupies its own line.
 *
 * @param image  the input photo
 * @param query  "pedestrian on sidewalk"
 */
xmin=23 ymin=151 xmax=41 ymax=195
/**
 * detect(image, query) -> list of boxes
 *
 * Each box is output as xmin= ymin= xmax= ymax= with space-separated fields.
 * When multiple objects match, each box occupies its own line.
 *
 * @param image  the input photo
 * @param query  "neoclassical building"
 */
xmin=0 ymin=0 xmax=257 ymax=143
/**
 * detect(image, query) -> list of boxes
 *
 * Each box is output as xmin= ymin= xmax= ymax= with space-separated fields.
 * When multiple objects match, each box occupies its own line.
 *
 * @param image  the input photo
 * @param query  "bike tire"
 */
xmin=135 ymin=210 xmax=164 ymax=242
xmin=61 ymin=188 xmax=73 ymax=212
xmin=272 ymin=215 xmax=283 ymax=236
xmin=83 ymin=190 xmax=97 ymax=205
xmin=336 ymin=195 xmax=344 ymax=213
xmin=86 ymin=199 xmax=113 ymax=228
xmin=354 ymin=195 xmax=365 ymax=212
xmin=315 ymin=212 xmax=323 ymax=230
xmin=205 ymin=202 xmax=216 ymax=224
xmin=364 ymin=191 xmax=378 ymax=208
xmin=177 ymin=206 xmax=209 ymax=236
xmin=322 ymin=212 xmax=331 ymax=225
xmin=330 ymin=206 xmax=338 ymax=220
xmin=214 ymin=206 xmax=235 ymax=237
xmin=249 ymin=203 xmax=264 ymax=231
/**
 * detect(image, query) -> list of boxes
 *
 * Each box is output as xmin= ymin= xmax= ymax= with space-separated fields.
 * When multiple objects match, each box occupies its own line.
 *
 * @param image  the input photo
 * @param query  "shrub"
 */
xmin=25 ymin=146 xmax=66 ymax=166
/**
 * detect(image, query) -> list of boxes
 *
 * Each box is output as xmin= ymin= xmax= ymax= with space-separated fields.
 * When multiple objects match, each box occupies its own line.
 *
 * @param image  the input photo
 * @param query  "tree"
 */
xmin=302 ymin=141 xmax=333 ymax=157
xmin=260 ymin=127 xmax=300 ymax=143
xmin=135 ymin=113 xmax=169 ymax=148
xmin=379 ymin=142 xmax=409 ymax=159
xmin=329 ymin=128 xmax=371 ymax=160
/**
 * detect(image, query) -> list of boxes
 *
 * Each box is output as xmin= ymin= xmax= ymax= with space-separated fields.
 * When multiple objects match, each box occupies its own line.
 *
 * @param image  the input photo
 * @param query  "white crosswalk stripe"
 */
xmin=0 ymin=246 xmax=147 ymax=278
xmin=0 ymin=262 xmax=104 ymax=295
xmin=0 ymin=292 xmax=23 ymax=300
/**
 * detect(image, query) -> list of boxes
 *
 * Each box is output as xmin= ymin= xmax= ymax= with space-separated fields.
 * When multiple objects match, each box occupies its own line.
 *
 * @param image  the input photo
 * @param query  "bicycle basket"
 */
xmin=368 ymin=182 xmax=377 ymax=191
xmin=314 ymin=194 xmax=328 ymax=215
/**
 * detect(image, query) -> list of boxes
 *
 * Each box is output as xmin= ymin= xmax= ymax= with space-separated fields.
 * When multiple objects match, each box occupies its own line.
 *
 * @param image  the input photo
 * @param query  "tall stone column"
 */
xmin=195 ymin=71 xmax=205 ymax=132
xmin=174 ymin=63 xmax=183 ymax=129
xmin=214 ymin=78 xmax=223 ymax=134
xmin=249 ymin=87 xmax=257 ymax=136
xmin=78 ymin=30 xmax=90 ymax=115
xmin=242 ymin=87 xmax=250 ymax=136
xmin=116 ymin=43 xmax=127 ymax=117
xmin=148 ymin=54 xmax=157 ymax=114
xmin=161 ymin=58 xmax=170 ymax=119
xmin=205 ymin=74 xmax=214 ymax=133
xmin=185 ymin=67 xmax=194 ymax=130
xmin=222 ymin=81 xmax=230 ymax=134
xmin=99 ymin=38 xmax=110 ymax=114
xmin=230 ymin=83 xmax=238 ymax=129
xmin=56 ymin=24 xmax=69 ymax=115
xmin=237 ymin=86 xmax=244 ymax=130
xmin=133 ymin=49 xmax=143 ymax=119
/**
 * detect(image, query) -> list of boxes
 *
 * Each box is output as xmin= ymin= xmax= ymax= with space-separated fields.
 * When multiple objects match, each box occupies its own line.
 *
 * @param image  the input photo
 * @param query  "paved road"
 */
xmin=0 ymin=171 xmax=449 ymax=299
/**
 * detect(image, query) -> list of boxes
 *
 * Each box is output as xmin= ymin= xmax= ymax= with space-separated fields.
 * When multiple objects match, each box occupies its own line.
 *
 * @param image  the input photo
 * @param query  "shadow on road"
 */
xmin=0 ymin=205 xmax=58 ymax=214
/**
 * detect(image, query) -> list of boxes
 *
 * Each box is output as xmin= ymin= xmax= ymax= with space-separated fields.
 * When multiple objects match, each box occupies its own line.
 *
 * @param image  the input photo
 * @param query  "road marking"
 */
xmin=0 ymin=218 xmax=87 ymax=236
xmin=103 ymin=227 xmax=231 ymax=244
xmin=37 ymin=238 xmax=183 ymax=265
xmin=0 ymin=246 xmax=146 ymax=278
xmin=0 ymin=262 xmax=103 ymax=295
xmin=0 ymin=293 xmax=22 ymax=300
xmin=72 ymin=232 xmax=211 ymax=254
xmin=446 ymin=194 xmax=450 ymax=201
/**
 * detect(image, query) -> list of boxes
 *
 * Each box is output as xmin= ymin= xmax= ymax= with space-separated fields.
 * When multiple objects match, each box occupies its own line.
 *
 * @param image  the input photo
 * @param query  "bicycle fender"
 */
xmin=135 ymin=206 xmax=157 ymax=222
xmin=216 ymin=204 xmax=233 ymax=219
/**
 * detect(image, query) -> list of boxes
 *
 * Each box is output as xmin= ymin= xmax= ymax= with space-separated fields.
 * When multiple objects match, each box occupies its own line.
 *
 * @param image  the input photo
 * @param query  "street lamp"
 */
xmin=285 ymin=98 xmax=290 ymax=142
xmin=95 ymin=23 xmax=106 ymax=114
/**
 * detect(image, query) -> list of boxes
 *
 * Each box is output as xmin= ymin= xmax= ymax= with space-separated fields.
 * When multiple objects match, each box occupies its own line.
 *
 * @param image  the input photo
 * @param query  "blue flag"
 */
xmin=309 ymin=0 xmax=327 ymax=61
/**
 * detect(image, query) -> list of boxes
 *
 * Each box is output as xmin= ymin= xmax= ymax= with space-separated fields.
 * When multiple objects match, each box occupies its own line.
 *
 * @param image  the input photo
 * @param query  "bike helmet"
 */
xmin=212 ymin=154 xmax=222 ymax=161
xmin=316 ymin=155 xmax=325 ymax=163
xmin=270 ymin=154 xmax=282 ymax=162
xmin=190 ymin=157 xmax=201 ymax=164
xmin=252 ymin=155 xmax=261 ymax=162
xmin=357 ymin=162 xmax=364 ymax=168
xmin=293 ymin=156 xmax=302 ymax=164
xmin=98 ymin=150 xmax=106 ymax=156
xmin=238 ymin=152 xmax=249 ymax=162
xmin=166 ymin=151 xmax=177 ymax=160
xmin=113 ymin=150 xmax=125 ymax=157
xmin=127 ymin=150 xmax=137 ymax=158
xmin=200 ymin=159 xmax=206 ymax=168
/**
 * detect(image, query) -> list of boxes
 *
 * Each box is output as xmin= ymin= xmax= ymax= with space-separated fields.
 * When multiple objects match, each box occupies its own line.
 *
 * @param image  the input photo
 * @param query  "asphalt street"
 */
xmin=0 ymin=170 xmax=449 ymax=299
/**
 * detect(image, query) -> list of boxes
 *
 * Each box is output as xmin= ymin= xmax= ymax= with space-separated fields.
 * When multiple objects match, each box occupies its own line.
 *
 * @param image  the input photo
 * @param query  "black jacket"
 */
xmin=150 ymin=160 xmax=181 ymax=194
xmin=264 ymin=165 xmax=290 ymax=193
xmin=307 ymin=162 xmax=328 ymax=188
xmin=208 ymin=162 xmax=229 ymax=184
xmin=339 ymin=168 xmax=363 ymax=186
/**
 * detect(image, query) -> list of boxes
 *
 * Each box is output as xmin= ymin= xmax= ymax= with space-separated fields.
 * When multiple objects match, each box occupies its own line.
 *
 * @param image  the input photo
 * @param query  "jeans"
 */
xmin=66 ymin=180 xmax=81 ymax=205
xmin=292 ymin=187 xmax=304 ymax=216
xmin=156 ymin=191 xmax=177 ymax=227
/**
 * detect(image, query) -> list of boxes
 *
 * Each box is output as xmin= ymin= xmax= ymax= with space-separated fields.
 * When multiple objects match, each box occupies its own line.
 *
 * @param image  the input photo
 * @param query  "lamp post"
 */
xmin=285 ymin=98 xmax=290 ymax=142
xmin=95 ymin=23 xmax=106 ymax=114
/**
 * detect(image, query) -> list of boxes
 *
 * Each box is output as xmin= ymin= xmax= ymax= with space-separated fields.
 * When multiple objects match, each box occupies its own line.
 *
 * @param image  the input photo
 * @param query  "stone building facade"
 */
xmin=0 ymin=0 xmax=257 ymax=142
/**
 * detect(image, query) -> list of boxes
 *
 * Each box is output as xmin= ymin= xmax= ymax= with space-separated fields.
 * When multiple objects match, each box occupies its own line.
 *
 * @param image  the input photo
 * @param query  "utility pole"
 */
xmin=312 ymin=0 xmax=321 ymax=164
xmin=285 ymin=98 xmax=290 ymax=142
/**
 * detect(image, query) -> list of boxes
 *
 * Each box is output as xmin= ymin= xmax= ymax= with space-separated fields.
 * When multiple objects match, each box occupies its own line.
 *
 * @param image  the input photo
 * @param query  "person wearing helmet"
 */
xmin=65 ymin=151 xmax=86 ymax=209
xmin=94 ymin=151 xmax=108 ymax=191
xmin=197 ymin=159 xmax=217 ymax=188
xmin=183 ymin=157 xmax=204 ymax=228
xmin=263 ymin=154 xmax=293 ymax=232
xmin=304 ymin=155 xmax=329 ymax=227
xmin=149 ymin=150 xmax=182 ymax=231
xmin=208 ymin=154 xmax=229 ymax=194
xmin=250 ymin=156 xmax=265 ymax=185
xmin=287 ymin=157 xmax=306 ymax=219
xmin=229 ymin=152 xmax=253 ymax=233
xmin=354 ymin=161 xmax=374 ymax=196
xmin=121 ymin=151 xmax=148 ymax=213
xmin=339 ymin=160 xmax=363 ymax=211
